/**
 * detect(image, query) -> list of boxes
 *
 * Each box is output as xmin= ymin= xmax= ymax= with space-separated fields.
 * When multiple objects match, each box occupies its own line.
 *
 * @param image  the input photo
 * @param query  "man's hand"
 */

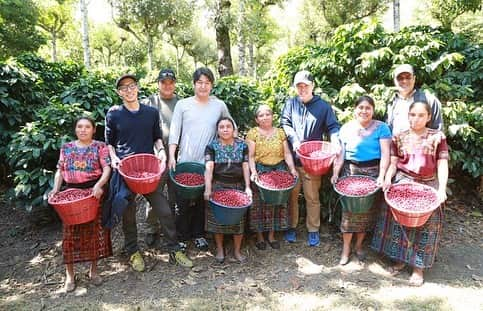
xmin=111 ymin=154 xmax=121 ymax=169
xmin=168 ymin=158 xmax=177 ymax=171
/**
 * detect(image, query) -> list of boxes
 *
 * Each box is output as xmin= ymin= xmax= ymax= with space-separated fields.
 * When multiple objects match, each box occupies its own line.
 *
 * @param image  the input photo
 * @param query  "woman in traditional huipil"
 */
xmin=204 ymin=117 xmax=252 ymax=263
xmin=371 ymin=101 xmax=449 ymax=286
xmin=49 ymin=116 xmax=112 ymax=292
xmin=331 ymin=96 xmax=391 ymax=265
xmin=246 ymin=105 xmax=298 ymax=250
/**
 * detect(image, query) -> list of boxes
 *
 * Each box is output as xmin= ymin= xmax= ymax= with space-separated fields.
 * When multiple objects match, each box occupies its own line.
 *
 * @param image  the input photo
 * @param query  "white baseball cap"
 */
xmin=293 ymin=70 xmax=314 ymax=86
xmin=394 ymin=64 xmax=414 ymax=78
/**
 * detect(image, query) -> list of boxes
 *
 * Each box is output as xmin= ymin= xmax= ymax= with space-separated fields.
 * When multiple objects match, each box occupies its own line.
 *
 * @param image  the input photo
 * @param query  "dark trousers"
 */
xmin=175 ymin=195 xmax=205 ymax=241
xmin=145 ymin=171 xmax=176 ymax=234
xmin=123 ymin=182 xmax=178 ymax=255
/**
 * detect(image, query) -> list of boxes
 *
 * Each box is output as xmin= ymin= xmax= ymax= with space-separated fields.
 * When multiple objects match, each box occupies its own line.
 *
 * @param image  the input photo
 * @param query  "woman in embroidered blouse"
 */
xmin=331 ymin=96 xmax=391 ymax=265
xmin=48 ymin=116 xmax=112 ymax=292
xmin=204 ymin=117 xmax=252 ymax=263
xmin=246 ymin=105 xmax=298 ymax=250
xmin=371 ymin=101 xmax=449 ymax=286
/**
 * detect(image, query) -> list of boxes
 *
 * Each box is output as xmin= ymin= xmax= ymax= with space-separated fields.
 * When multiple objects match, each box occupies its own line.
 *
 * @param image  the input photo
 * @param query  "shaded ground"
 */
xmin=1 ymin=193 xmax=482 ymax=310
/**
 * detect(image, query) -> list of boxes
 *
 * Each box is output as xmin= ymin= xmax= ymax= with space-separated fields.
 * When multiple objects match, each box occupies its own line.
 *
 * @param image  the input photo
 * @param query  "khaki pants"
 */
xmin=288 ymin=166 xmax=322 ymax=232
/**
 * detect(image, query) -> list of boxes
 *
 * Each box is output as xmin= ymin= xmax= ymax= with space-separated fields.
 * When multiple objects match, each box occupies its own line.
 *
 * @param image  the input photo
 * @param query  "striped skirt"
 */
xmin=63 ymin=209 xmax=113 ymax=264
xmin=205 ymin=180 xmax=247 ymax=235
xmin=339 ymin=162 xmax=379 ymax=233
xmin=370 ymin=172 xmax=443 ymax=268
xmin=249 ymin=162 xmax=289 ymax=232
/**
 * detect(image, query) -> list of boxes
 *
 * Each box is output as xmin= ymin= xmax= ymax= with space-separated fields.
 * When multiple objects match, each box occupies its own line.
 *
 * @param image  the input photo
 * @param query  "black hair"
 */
xmin=355 ymin=95 xmax=375 ymax=108
xmin=193 ymin=67 xmax=215 ymax=84
xmin=74 ymin=116 xmax=96 ymax=130
xmin=216 ymin=116 xmax=235 ymax=129
xmin=409 ymin=101 xmax=431 ymax=115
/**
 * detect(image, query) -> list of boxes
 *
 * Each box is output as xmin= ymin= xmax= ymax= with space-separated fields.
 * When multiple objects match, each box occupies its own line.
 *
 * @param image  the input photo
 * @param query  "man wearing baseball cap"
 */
xmin=104 ymin=73 xmax=193 ymax=272
xmin=142 ymin=68 xmax=180 ymax=248
xmin=281 ymin=70 xmax=341 ymax=247
xmin=387 ymin=64 xmax=443 ymax=134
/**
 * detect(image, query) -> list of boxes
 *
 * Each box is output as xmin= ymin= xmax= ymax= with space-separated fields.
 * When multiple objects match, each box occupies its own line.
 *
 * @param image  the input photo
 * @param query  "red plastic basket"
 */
xmin=384 ymin=182 xmax=440 ymax=228
xmin=48 ymin=188 xmax=99 ymax=225
xmin=119 ymin=153 xmax=165 ymax=194
xmin=295 ymin=141 xmax=337 ymax=176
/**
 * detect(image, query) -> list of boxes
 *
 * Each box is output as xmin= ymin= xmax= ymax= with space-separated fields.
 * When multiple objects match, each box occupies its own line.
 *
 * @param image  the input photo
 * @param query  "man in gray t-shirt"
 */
xmin=169 ymin=67 xmax=233 ymax=251
xmin=142 ymin=69 xmax=179 ymax=247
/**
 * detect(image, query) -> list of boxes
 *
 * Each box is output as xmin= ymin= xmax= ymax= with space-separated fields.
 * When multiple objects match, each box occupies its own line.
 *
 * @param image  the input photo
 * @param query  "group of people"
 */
xmin=48 ymin=63 xmax=448 ymax=292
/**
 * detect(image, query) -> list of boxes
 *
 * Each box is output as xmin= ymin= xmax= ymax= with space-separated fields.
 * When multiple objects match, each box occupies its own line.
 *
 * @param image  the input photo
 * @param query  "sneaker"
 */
xmin=129 ymin=251 xmax=145 ymax=272
xmin=178 ymin=241 xmax=188 ymax=252
xmin=307 ymin=232 xmax=320 ymax=247
xmin=194 ymin=237 xmax=209 ymax=251
xmin=145 ymin=233 xmax=158 ymax=247
xmin=169 ymin=250 xmax=193 ymax=268
xmin=284 ymin=228 xmax=297 ymax=243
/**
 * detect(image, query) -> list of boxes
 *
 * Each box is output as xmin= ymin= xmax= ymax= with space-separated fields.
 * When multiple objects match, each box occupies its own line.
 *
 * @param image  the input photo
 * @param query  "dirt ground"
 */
xmin=1 ymin=192 xmax=482 ymax=311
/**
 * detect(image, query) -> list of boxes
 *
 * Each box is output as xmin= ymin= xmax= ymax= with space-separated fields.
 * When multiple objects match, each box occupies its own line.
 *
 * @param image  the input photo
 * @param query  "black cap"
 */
xmin=116 ymin=74 xmax=137 ymax=89
xmin=158 ymin=69 xmax=176 ymax=81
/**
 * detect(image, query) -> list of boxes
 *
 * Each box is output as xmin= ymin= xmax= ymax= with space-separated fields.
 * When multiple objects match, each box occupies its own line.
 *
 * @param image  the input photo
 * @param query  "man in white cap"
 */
xmin=281 ymin=70 xmax=341 ymax=247
xmin=386 ymin=64 xmax=443 ymax=134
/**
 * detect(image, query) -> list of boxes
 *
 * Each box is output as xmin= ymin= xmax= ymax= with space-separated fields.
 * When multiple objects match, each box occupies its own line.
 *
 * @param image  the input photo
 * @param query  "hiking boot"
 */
xmin=129 ymin=251 xmax=145 ymax=272
xmin=194 ymin=237 xmax=209 ymax=251
xmin=169 ymin=250 xmax=193 ymax=268
xmin=307 ymin=232 xmax=320 ymax=247
xmin=284 ymin=228 xmax=297 ymax=243
xmin=145 ymin=233 xmax=158 ymax=247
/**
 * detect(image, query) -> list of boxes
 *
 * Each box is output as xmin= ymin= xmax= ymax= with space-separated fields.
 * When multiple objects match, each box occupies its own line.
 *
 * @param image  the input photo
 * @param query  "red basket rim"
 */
xmin=48 ymin=188 xmax=95 ymax=206
xmin=384 ymin=182 xmax=439 ymax=215
xmin=255 ymin=174 xmax=298 ymax=191
xmin=333 ymin=175 xmax=380 ymax=198
xmin=209 ymin=189 xmax=252 ymax=209
xmin=295 ymin=141 xmax=337 ymax=160
xmin=118 ymin=153 xmax=164 ymax=181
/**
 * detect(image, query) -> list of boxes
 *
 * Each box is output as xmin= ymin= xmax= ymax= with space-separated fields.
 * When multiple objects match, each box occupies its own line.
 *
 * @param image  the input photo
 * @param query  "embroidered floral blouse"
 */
xmin=246 ymin=127 xmax=286 ymax=166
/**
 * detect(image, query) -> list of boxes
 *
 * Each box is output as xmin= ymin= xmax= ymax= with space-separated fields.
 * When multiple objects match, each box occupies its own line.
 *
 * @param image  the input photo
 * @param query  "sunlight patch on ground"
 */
xmin=29 ymin=253 xmax=47 ymax=265
xmin=368 ymin=284 xmax=483 ymax=311
xmin=276 ymin=292 xmax=338 ymax=310
xmin=296 ymin=256 xmax=329 ymax=275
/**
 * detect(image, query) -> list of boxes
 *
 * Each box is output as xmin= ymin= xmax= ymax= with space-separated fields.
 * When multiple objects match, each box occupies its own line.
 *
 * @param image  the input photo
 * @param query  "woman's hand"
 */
xmin=92 ymin=184 xmax=104 ymax=199
xmin=48 ymin=189 xmax=59 ymax=199
xmin=250 ymin=172 xmax=259 ymax=182
xmin=245 ymin=187 xmax=252 ymax=199
xmin=290 ymin=168 xmax=299 ymax=178
xmin=437 ymin=188 xmax=447 ymax=204
xmin=376 ymin=175 xmax=384 ymax=187
xmin=382 ymin=178 xmax=392 ymax=192
xmin=330 ymin=174 xmax=338 ymax=185
xmin=203 ymin=189 xmax=211 ymax=201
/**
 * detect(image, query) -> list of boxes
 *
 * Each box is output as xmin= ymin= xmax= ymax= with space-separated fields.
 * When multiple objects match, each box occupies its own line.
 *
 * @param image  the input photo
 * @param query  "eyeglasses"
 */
xmin=118 ymin=83 xmax=138 ymax=92
xmin=195 ymin=80 xmax=211 ymax=87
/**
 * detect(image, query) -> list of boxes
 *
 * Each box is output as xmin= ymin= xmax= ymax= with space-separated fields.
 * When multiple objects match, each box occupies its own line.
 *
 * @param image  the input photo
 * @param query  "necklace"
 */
xmin=357 ymin=121 xmax=374 ymax=137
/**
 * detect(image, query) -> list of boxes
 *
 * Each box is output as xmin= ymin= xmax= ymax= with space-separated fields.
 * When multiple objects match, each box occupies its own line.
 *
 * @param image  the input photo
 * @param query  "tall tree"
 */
xmin=91 ymin=23 xmax=126 ymax=67
xmin=79 ymin=0 xmax=90 ymax=68
xmin=393 ymin=0 xmax=400 ymax=32
xmin=109 ymin=0 xmax=193 ymax=71
xmin=316 ymin=0 xmax=389 ymax=28
xmin=237 ymin=0 xmax=247 ymax=76
xmin=428 ymin=0 xmax=482 ymax=30
xmin=36 ymin=0 xmax=73 ymax=62
xmin=0 ymin=0 xmax=45 ymax=60
xmin=213 ymin=0 xmax=234 ymax=76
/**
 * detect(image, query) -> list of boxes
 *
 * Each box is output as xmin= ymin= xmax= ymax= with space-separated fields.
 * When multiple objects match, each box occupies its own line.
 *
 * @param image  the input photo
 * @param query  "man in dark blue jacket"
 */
xmin=281 ymin=70 xmax=341 ymax=247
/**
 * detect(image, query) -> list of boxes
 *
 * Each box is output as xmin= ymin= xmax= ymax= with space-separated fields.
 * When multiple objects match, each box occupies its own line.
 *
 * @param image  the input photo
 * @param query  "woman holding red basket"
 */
xmin=371 ymin=101 xmax=449 ymax=286
xmin=48 ymin=116 xmax=112 ymax=292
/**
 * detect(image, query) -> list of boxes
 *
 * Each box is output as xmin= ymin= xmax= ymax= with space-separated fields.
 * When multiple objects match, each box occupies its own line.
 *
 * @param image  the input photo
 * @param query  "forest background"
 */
xmin=0 ymin=0 xmax=481 ymax=216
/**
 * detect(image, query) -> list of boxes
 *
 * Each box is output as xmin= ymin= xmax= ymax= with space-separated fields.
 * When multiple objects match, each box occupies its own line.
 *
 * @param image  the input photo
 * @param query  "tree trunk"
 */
xmin=147 ymin=34 xmax=154 ymax=71
xmin=215 ymin=0 xmax=233 ymax=77
xmin=80 ymin=0 xmax=91 ymax=69
xmin=52 ymin=32 xmax=57 ymax=62
xmin=248 ymin=42 xmax=255 ymax=78
xmin=237 ymin=0 xmax=246 ymax=76
xmin=393 ymin=0 xmax=400 ymax=32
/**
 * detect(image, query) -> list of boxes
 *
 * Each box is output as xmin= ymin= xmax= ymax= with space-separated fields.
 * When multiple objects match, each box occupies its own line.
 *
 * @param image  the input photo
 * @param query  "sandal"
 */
xmin=267 ymin=240 xmax=280 ymax=250
xmin=90 ymin=274 xmax=103 ymax=286
xmin=255 ymin=241 xmax=267 ymax=250
xmin=409 ymin=274 xmax=424 ymax=287
xmin=215 ymin=255 xmax=225 ymax=264
xmin=355 ymin=251 xmax=366 ymax=262
xmin=388 ymin=264 xmax=405 ymax=276
xmin=64 ymin=279 xmax=76 ymax=292
xmin=339 ymin=255 xmax=350 ymax=266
